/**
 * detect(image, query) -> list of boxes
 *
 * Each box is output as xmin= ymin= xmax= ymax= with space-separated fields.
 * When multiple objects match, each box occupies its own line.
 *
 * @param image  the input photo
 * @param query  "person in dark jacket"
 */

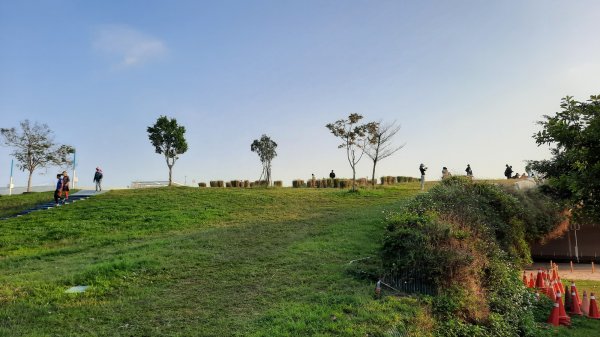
xmin=329 ymin=170 xmax=336 ymax=179
xmin=465 ymin=164 xmax=473 ymax=177
xmin=93 ymin=167 xmax=103 ymax=191
xmin=504 ymin=164 xmax=513 ymax=179
xmin=54 ymin=174 xmax=63 ymax=205
xmin=419 ymin=163 xmax=427 ymax=190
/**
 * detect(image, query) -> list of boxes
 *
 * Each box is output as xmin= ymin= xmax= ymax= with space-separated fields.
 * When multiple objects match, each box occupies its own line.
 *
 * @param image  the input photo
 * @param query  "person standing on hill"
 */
xmin=465 ymin=164 xmax=473 ymax=177
xmin=62 ymin=171 xmax=70 ymax=201
xmin=504 ymin=164 xmax=513 ymax=179
xmin=93 ymin=167 xmax=103 ymax=192
xmin=419 ymin=163 xmax=427 ymax=190
xmin=442 ymin=167 xmax=451 ymax=179
xmin=329 ymin=170 xmax=335 ymax=179
xmin=54 ymin=173 xmax=63 ymax=205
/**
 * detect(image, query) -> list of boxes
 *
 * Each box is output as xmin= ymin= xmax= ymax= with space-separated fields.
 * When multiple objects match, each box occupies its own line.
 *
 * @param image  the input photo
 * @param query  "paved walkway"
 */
xmin=525 ymin=262 xmax=600 ymax=281
xmin=1 ymin=189 xmax=108 ymax=220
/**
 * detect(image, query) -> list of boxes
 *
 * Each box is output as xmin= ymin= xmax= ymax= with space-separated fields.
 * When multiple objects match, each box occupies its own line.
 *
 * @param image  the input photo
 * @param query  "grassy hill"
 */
xmin=0 ymin=185 xmax=430 ymax=336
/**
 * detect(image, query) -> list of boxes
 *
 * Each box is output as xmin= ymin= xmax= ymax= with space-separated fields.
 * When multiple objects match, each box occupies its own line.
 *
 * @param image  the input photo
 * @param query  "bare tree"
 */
xmin=251 ymin=134 xmax=277 ymax=187
xmin=326 ymin=113 xmax=378 ymax=191
xmin=365 ymin=120 xmax=405 ymax=187
xmin=1 ymin=120 xmax=74 ymax=192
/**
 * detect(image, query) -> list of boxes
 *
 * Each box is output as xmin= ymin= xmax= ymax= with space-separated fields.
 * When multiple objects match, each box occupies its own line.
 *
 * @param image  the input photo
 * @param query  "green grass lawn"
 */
xmin=0 ymin=184 xmax=431 ymax=336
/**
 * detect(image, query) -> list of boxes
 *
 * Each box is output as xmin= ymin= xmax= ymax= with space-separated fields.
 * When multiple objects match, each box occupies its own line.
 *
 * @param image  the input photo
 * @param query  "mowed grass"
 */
xmin=0 ymin=184 xmax=430 ymax=337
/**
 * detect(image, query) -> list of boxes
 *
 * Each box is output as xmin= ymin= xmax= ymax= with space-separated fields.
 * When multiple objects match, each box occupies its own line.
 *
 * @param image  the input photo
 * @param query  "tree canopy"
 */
xmin=326 ymin=113 xmax=377 ymax=191
xmin=529 ymin=94 xmax=600 ymax=220
xmin=1 ymin=120 xmax=73 ymax=192
xmin=147 ymin=116 xmax=188 ymax=186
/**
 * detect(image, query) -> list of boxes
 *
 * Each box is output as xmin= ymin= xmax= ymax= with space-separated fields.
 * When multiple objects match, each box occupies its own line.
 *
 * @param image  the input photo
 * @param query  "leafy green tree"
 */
xmin=251 ymin=134 xmax=277 ymax=187
xmin=147 ymin=116 xmax=188 ymax=186
xmin=1 ymin=120 xmax=74 ymax=192
xmin=364 ymin=120 xmax=405 ymax=187
xmin=326 ymin=113 xmax=378 ymax=191
xmin=529 ymin=94 xmax=600 ymax=219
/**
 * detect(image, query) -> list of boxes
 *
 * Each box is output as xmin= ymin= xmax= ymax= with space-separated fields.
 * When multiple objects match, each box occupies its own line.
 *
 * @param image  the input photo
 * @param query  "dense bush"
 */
xmin=381 ymin=177 xmax=562 ymax=335
xmin=198 ymin=182 xmax=207 ymax=187
xmin=273 ymin=180 xmax=282 ymax=187
xmin=292 ymin=179 xmax=305 ymax=188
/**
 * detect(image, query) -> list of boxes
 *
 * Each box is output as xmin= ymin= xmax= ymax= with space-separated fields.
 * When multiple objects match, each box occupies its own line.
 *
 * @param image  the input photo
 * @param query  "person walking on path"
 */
xmin=465 ymin=164 xmax=473 ymax=177
xmin=62 ymin=171 xmax=70 ymax=201
xmin=54 ymin=173 xmax=63 ymax=205
xmin=93 ymin=167 xmax=103 ymax=192
xmin=419 ymin=163 xmax=427 ymax=190
xmin=329 ymin=170 xmax=336 ymax=179
xmin=504 ymin=164 xmax=513 ymax=179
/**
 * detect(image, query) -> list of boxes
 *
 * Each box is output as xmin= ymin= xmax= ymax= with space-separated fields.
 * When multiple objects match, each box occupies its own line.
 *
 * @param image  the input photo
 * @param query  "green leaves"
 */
xmin=147 ymin=116 xmax=188 ymax=158
xmin=147 ymin=116 xmax=188 ymax=185
xmin=0 ymin=120 xmax=74 ymax=191
xmin=529 ymin=94 xmax=600 ymax=220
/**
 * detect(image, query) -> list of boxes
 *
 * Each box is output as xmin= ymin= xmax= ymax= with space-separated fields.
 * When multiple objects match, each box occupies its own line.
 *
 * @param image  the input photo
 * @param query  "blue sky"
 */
xmin=1 ymin=0 xmax=600 ymax=188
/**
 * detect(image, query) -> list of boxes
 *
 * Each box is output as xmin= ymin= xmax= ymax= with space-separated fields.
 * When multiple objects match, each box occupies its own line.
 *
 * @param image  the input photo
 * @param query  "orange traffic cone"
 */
xmin=547 ymin=299 xmax=560 ymax=327
xmin=570 ymin=282 xmax=583 ymax=315
xmin=581 ymin=290 xmax=590 ymax=316
xmin=522 ymin=271 xmax=528 ymax=286
xmin=528 ymin=272 xmax=535 ymax=288
xmin=536 ymin=269 xmax=545 ymax=288
xmin=589 ymin=292 xmax=600 ymax=319
xmin=556 ymin=292 xmax=571 ymax=326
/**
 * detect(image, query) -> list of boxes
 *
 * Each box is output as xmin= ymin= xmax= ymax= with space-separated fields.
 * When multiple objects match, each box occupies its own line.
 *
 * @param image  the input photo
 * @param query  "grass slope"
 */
xmin=0 ymin=185 xmax=429 ymax=336
xmin=0 ymin=191 xmax=57 ymax=218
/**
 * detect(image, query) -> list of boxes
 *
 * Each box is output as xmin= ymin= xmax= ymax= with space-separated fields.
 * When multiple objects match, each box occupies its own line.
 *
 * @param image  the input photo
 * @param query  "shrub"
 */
xmin=339 ymin=179 xmax=349 ymax=189
xmin=333 ymin=178 xmax=340 ymax=188
xmin=198 ymin=182 xmax=207 ymax=187
xmin=244 ymin=180 xmax=250 ymax=188
xmin=321 ymin=178 xmax=327 ymax=188
xmin=230 ymin=180 xmax=239 ymax=188
xmin=225 ymin=182 xmax=232 ymax=188
xmin=327 ymin=178 xmax=334 ymax=188
xmin=209 ymin=181 xmax=218 ymax=187
xmin=217 ymin=180 xmax=224 ymax=188
xmin=292 ymin=179 xmax=305 ymax=188
xmin=273 ymin=180 xmax=282 ymax=187
xmin=380 ymin=177 xmax=562 ymax=335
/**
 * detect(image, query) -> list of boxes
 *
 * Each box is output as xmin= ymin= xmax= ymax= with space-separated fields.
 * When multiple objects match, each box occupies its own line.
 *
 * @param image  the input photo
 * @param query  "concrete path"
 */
xmin=0 ymin=189 xmax=108 ymax=220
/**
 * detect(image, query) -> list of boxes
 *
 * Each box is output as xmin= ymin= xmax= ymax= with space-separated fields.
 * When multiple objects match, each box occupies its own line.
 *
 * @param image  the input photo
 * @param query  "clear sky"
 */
xmin=1 ymin=0 xmax=600 ymax=188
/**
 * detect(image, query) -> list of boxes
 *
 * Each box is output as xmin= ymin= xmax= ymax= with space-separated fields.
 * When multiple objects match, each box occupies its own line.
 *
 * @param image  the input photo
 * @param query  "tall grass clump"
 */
xmin=381 ymin=177 xmax=563 ymax=336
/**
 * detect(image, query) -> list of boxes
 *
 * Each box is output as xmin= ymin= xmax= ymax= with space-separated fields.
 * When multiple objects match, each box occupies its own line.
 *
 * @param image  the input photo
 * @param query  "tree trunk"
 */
xmin=352 ymin=165 xmax=356 ymax=191
xmin=371 ymin=159 xmax=377 ymax=188
xmin=168 ymin=165 xmax=173 ymax=186
xmin=27 ymin=170 xmax=33 ymax=192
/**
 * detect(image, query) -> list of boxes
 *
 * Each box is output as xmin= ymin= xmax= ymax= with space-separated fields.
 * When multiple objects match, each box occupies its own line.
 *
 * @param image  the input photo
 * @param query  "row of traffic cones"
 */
xmin=524 ymin=263 xmax=600 ymax=327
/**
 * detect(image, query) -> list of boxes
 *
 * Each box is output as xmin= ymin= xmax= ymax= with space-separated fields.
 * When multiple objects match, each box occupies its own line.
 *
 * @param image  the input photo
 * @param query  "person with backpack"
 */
xmin=93 ymin=167 xmax=103 ymax=191
xmin=465 ymin=164 xmax=473 ymax=177
xmin=329 ymin=170 xmax=336 ymax=179
xmin=504 ymin=164 xmax=513 ymax=179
